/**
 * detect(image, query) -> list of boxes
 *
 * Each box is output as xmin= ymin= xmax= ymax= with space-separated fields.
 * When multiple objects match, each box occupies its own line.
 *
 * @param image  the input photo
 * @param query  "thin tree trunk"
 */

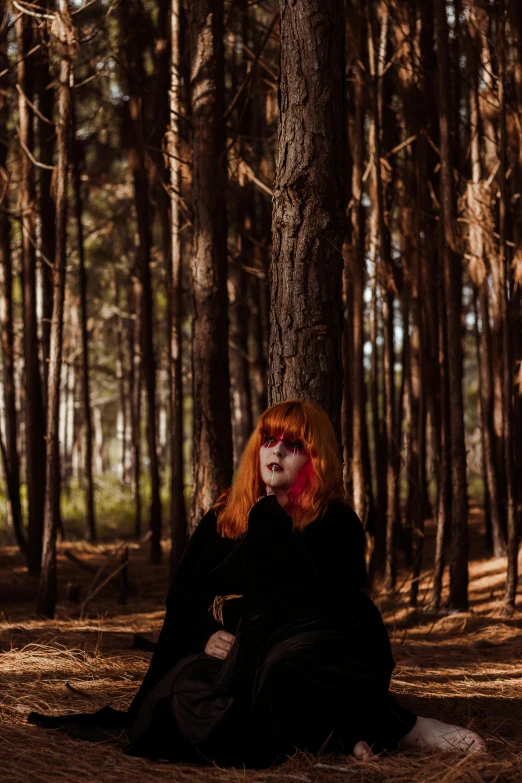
xmin=467 ymin=37 xmax=505 ymax=556
xmin=0 ymin=23 xmax=25 ymax=553
xmin=348 ymin=4 xmax=373 ymax=528
xmin=498 ymin=1 xmax=518 ymax=612
xmin=71 ymin=88 xmax=96 ymax=543
xmin=168 ymin=0 xmax=188 ymax=571
xmin=17 ymin=12 xmax=46 ymax=574
xmin=248 ymin=192 xmax=269 ymax=424
xmin=37 ymin=0 xmax=56 ymax=403
xmin=37 ymin=1 xmax=74 ymax=617
xmin=120 ymin=0 xmax=163 ymax=561
xmin=368 ymin=1 xmax=397 ymax=591
xmin=189 ymin=0 xmax=233 ymax=531
xmin=128 ymin=276 xmax=142 ymax=538
xmin=435 ymin=0 xmax=469 ymax=611
xmin=113 ymin=269 xmax=128 ymax=485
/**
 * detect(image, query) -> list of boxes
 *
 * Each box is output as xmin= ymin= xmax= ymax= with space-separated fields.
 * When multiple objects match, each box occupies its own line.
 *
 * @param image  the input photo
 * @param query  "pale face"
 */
xmin=259 ymin=431 xmax=310 ymax=491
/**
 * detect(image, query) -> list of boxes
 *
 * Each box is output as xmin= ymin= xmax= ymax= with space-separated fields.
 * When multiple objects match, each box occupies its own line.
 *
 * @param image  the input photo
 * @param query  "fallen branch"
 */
xmin=80 ymin=559 xmax=131 ymax=618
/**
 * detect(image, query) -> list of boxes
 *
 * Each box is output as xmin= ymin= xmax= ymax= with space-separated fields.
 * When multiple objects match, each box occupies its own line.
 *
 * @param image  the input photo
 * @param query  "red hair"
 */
xmin=213 ymin=399 xmax=346 ymax=539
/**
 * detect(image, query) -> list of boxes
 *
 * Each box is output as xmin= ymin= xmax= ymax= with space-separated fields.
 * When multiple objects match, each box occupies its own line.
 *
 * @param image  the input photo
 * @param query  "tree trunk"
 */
xmin=368 ymin=1 xmax=397 ymax=591
xmin=188 ymin=0 xmax=233 ymax=532
xmin=498 ymin=1 xmax=518 ymax=612
xmin=347 ymin=2 xmax=373 ymax=528
xmin=435 ymin=0 xmax=469 ymax=611
xmin=0 ymin=22 xmax=25 ymax=554
xmin=168 ymin=0 xmax=188 ymax=571
xmin=120 ymin=0 xmax=163 ymax=561
xmin=270 ymin=0 xmax=347 ymax=451
xmin=248 ymin=192 xmax=269 ymax=424
xmin=113 ymin=269 xmax=128 ymax=485
xmin=467 ymin=34 xmax=505 ymax=556
xmin=71 ymin=88 xmax=96 ymax=543
xmin=128 ymin=276 xmax=142 ymax=538
xmin=37 ymin=1 xmax=74 ymax=617
xmin=16 ymin=12 xmax=46 ymax=574
xmin=37 ymin=0 xmax=56 ymax=403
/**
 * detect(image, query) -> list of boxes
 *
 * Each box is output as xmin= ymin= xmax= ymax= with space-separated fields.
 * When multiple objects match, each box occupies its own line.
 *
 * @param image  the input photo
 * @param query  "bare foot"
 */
xmin=353 ymin=740 xmax=376 ymax=760
xmin=400 ymin=716 xmax=486 ymax=753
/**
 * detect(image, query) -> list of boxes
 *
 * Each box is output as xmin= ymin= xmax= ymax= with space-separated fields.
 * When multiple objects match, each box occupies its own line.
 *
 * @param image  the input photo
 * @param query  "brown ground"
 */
xmin=1 ymin=507 xmax=522 ymax=783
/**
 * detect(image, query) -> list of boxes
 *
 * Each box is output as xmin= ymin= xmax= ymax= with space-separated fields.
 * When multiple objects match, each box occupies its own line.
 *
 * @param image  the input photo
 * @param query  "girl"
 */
xmin=29 ymin=399 xmax=484 ymax=766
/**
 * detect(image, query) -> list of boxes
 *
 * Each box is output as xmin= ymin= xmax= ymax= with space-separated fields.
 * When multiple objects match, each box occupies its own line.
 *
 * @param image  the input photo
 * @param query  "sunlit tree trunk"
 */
xmin=466 ymin=31 xmax=505 ymax=557
xmin=368 ymin=1 xmax=397 ymax=591
xmin=498 ymin=1 xmax=518 ymax=612
xmin=168 ymin=0 xmax=188 ymax=570
xmin=0 ymin=23 xmax=25 ymax=554
xmin=435 ymin=0 xmax=469 ymax=611
xmin=17 ymin=11 xmax=46 ymax=574
xmin=347 ymin=1 xmax=373 ymax=529
xmin=71 ymin=88 xmax=96 ymax=543
xmin=128 ymin=276 xmax=142 ymax=537
xmin=37 ymin=1 xmax=74 ymax=617
xmin=37 ymin=0 xmax=56 ymax=403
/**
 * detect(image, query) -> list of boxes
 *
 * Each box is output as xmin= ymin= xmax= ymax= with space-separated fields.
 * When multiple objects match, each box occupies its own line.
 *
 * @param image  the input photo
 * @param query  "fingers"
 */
xmin=217 ymin=631 xmax=235 ymax=642
xmin=205 ymin=631 xmax=236 ymax=660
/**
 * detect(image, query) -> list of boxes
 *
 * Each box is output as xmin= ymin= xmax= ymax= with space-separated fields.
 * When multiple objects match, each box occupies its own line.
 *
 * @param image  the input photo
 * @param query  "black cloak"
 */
xmin=28 ymin=495 xmax=416 ymax=768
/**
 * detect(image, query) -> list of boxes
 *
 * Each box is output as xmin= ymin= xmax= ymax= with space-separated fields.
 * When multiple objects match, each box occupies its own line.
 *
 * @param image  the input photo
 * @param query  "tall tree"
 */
xmin=0 ymin=9 xmax=25 ymax=554
xmin=368 ymin=0 xmax=398 ymax=591
xmin=345 ymin=0 xmax=373 ymax=529
xmin=120 ymin=0 xmax=163 ymax=561
xmin=71 ymin=87 xmax=96 ymax=542
xmin=435 ymin=0 xmax=469 ymax=611
xmin=37 ymin=0 xmax=56 ymax=401
xmin=188 ymin=0 xmax=233 ymax=531
xmin=168 ymin=0 xmax=188 ymax=569
xmin=466 ymin=12 xmax=505 ymax=557
xmin=498 ymin=0 xmax=518 ymax=612
xmin=37 ymin=0 xmax=75 ymax=617
xmin=16 ymin=8 xmax=46 ymax=574
xmin=269 ymin=0 xmax=348 ymax=446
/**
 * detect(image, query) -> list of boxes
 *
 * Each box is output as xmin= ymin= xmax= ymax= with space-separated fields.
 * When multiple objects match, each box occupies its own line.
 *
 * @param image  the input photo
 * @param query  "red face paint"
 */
xmin=262 ymin=431 xmax=306 ymax=455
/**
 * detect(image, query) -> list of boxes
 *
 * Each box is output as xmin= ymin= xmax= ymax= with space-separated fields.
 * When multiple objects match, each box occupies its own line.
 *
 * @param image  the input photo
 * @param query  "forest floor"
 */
xmin=1 ymin=506 xmax=522 ymax=783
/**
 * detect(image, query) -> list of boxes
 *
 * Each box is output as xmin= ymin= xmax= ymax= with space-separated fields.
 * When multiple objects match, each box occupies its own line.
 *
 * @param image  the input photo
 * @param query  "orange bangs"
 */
xmin=213 ymin=399 xmax=346 ymax=539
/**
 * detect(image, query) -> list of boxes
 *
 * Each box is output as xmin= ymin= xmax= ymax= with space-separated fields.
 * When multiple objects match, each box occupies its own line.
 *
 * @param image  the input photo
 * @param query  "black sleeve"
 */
xmin=127 ymin=507 xmax=221 ymax=716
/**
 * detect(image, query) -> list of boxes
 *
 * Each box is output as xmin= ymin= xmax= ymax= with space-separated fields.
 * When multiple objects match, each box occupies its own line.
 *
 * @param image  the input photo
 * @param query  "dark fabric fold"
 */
xmin=27 ymin=496 xmax=417 ymax=767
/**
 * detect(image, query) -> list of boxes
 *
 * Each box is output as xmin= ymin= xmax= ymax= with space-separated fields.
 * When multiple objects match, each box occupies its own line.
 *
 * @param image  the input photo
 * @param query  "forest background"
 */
xmin=1 ymin=0 xmax=522 ymax=779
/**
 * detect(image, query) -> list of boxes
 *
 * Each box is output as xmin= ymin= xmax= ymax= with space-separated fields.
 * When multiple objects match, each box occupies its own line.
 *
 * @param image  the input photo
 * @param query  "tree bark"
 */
xmin=37 ymin=0 xmax=56 ymax=403
xmin=37 ymin=1 xmax=74 ymax=617
xmin=16 ymin=11 xmax=46 ymax=574
xmin=120 ymin=0 xmax=163 ymax=561
xmin=466 ymin=30 xmax=505 ymax=557
xmin=128 ymin=276 xmax=142 ymax=538
xmin=368 ymin=1 xmax=397 ymax=591
xmin=435 ymin=0 xmax=469 ymax=611
xmin=269 ymin=0 xmax=347 ymax=451
xmin=498 ymin=0 xmax=518 ymax=612
xmin=0 ymin=21 xmax=25 ymax=554
xmin=347 ymin=2 xmax=373 ymax=528
xmin=188 ymin=0 xmax=233 ymax=532
xmin=168 ymin=0 xmax=188 ymax=571
xmin=71 ymin=87 xmax=96 ymax=543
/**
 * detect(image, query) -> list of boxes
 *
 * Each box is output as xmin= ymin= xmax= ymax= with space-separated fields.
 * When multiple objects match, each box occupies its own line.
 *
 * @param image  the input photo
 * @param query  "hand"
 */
xmin=265 ymin=484 xmax=288 ymax=507
xmin=204 ymin=630 xmax=236 ymax=660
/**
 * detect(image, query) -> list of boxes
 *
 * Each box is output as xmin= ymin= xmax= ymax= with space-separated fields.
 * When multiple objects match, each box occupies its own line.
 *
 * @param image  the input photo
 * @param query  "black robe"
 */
xmin=28 ymin=495 xmax=416 ymax=768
